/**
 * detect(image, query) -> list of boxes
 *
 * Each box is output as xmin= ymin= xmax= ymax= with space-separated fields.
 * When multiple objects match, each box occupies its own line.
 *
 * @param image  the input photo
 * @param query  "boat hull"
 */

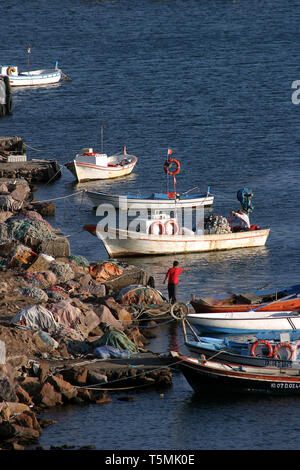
xmin=8 ymin=69 xmax=62 ymax=87
xmin=65 ymin=159 xmax=137 ymax=183
xmin=171 ymin=352 xmax=300 ymax=395
xmin=84 ymin=225 xmax=270 ymax=258
xmin=187 ymin=311 xmax=300 ymax=334
xmin=86 ymin=191 xmax=214 ymax=209
xmin=190 ymin=298 xmax=300 ymax=313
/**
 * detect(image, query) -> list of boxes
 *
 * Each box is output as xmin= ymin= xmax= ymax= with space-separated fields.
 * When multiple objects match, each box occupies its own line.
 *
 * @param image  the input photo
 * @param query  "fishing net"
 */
xmin=117 ymin=285 xmax=165 ymax=306
xmin=16 ymin=287 xmax=49 ymax=302
xmin=68 ymin=254 xmax=90 ymax=267
xmin=204 ymin=214 xmax=232 ymax=234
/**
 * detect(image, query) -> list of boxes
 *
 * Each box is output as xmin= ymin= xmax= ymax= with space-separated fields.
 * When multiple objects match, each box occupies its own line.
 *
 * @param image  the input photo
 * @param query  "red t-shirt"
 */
xmin=166 ymin=267 xmax=183 ymax=284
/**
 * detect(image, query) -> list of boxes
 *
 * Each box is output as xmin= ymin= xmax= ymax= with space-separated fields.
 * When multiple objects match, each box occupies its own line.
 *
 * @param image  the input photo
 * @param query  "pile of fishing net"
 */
xmin=16 ymin=287 xmax=49 ymax=302
xmin=0 ymin=215 xmax=56 ymax=251
xmin=117 ymin=285 xmax=165 ymax=306
xmin=204 ymin=214 xmax=232 ymax=234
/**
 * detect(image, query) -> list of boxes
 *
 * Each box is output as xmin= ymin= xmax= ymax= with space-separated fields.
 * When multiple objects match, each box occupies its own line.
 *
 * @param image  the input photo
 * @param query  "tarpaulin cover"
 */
xmin=89 ymin=262 xmax=123 ymax=282
xmin=94 ymin=345 xmax=131 ymax=359
xmin=48 ymin=300 xmax=82 ymax=329
xmin=10 ymin=305 xmax=59 ymax=333
xmin=98 ymin=330 xmax=139 ymax=354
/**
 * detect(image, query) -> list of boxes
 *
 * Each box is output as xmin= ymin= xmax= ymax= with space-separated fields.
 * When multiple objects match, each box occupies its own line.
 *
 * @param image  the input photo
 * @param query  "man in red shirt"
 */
xmin=163 ymin=261 xmax=189 ymax=304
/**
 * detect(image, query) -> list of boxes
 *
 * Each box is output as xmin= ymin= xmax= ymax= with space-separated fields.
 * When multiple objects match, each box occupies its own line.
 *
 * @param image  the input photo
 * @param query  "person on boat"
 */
xmin=163 ymin=261 xmax=190 ymax=304
xmin=230 ymin=209 xmax=250 ymax=232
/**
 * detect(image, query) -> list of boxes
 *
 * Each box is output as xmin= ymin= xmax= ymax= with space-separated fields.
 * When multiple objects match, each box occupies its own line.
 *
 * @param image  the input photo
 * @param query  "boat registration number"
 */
xmin=271 ymin=383 xmax=300 ymax=389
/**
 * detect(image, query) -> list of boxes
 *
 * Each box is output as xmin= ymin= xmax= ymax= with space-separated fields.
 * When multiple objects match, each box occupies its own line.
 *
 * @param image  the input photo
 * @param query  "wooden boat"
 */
xmin=85 ymin=187 xmax=214 ymax=210
xmin=185 ymin=333 xmax=300 ymax=368
xmin=83 ymin=210 xmax=270 ymax=257
xmin=65 ymin=145 xmax=137 ymax=183
xmin=0 ymin=63 xmax=62 ymax=87
xmin=170 ymin=350 xmax=300 ymax=395
xmin=187 ymin=310 xmax=300 ymax=335
xmin=190 ymin=285 xmax=300 ymax=313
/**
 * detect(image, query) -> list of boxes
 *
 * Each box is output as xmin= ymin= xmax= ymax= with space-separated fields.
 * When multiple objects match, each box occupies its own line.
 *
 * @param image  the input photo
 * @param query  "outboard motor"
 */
xmin=237 ymin=187 xmax=254 ymax=213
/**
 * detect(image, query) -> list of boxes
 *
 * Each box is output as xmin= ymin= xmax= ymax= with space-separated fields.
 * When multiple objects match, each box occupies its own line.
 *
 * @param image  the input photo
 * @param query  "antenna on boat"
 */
xmin=100 ymin=123 xmax=106 ymax=153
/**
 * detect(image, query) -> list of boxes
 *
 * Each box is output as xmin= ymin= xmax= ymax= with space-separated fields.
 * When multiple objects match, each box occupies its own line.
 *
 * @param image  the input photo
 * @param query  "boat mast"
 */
xmin=27 ymin=42 xmax=31 ymax=73
xmin=100 ymin=123 xmax=106 ymax=153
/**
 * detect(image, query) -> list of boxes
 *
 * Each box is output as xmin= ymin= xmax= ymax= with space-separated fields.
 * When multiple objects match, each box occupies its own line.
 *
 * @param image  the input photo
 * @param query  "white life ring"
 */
xmin=273 ymin=342 xmax=294 ymax=360
xmin=164 ymin=219 xmax=179 ymax=235
xmin=149 ymin=221 xmax=165 ymax=235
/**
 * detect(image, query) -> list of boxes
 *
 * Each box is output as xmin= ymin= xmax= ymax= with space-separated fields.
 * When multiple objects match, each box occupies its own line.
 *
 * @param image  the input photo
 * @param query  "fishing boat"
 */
xmin=83 ymin=210 xmax=270 ymax=258
xmin=86 ymin=148 xmax=214 ymax=209
xmin=186 ymin=310 xmax=300 ymax=335
xmin=64 ymin=145 xmax=138 ymax=183
xmin=185 ymin=333 xmax=300 ymax=368
xmin=170 ymin=350 xmax=300 ymax=395
xmin=0 ymin=63 xmax=62 ymax=87
xmin=85 ymin=187 xmax=214 ymax=210
xmin=190 ymin=284 xmax=300 ymax=313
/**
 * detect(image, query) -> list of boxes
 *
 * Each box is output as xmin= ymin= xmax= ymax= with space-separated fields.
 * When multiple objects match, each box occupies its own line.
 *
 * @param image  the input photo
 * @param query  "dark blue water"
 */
xmin=2 ymin=0 xmax=300 ymax=450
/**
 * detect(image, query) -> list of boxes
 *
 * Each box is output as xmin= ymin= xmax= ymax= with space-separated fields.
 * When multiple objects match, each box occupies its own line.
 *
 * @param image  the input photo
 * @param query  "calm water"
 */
xmin=2 ymin=0 xmax=300 ymax=450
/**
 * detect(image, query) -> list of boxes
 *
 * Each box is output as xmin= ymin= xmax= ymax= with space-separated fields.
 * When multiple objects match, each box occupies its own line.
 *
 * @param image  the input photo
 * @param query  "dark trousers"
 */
xmin=168 ymin=283 xmax=178 ymax=303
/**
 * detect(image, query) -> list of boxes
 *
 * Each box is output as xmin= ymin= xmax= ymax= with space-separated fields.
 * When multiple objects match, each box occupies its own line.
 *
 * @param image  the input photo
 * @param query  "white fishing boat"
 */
xmin=187 ymin=310 xmax=300 ymax=335
xmin=83 ymin=211 xmax=270 ymax=258
xmin=0 ymin=64 xmax=62 ymax=87
xmin=65 ymin=145 xmax=137 ymax=183
xmin=85 ymin=187 xmax=214 ymax=210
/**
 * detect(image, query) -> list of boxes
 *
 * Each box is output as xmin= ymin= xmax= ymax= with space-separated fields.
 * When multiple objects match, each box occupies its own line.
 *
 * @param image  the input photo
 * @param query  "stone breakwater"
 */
xmin=0 ymin=177 xmax=174 ymax=450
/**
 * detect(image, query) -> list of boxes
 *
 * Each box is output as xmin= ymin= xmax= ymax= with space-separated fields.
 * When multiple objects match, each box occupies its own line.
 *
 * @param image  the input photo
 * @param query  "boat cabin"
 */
xmin=76 ymin=148 xmax=108 ymax=166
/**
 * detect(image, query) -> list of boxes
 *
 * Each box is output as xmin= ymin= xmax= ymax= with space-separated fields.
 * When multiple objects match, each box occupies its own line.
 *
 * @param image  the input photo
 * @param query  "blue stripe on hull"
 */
xmin=193 ymin=325 xmax=293 ymax=335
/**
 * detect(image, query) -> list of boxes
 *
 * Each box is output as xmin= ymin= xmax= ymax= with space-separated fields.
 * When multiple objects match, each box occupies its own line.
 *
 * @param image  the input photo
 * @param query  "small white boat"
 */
xmin=187 ymin=310 xmax=300 ymax=335
xmin=86 ymin=188 xmax=214 ymax=210
xmin=65 ymin=145 xmax=138 ymax=183
xmin=83 ymin=211 xmax=270 ymax=258
xmin=0 ymin=64 xmax=62 ymax=87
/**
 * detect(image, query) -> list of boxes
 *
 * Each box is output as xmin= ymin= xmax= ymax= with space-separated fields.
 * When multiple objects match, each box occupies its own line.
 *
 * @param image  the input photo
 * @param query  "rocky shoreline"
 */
xmin=0 ymin=177 xmax=175 ymax=450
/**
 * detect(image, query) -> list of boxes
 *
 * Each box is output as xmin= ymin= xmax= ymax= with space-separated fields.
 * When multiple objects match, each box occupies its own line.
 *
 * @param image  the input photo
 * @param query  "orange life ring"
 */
xmin=163 ymin=158 xmax=180 ymax=176
xmin=273 ymin=342 xmax=294 ymax=360
xmin=83 ymin=152 xmax=97 ymax=156
xmin=149 ymin=221 xmax=165 ymax=235
xmin=164 ymin=219 xmax=179 ymax=235
xmin=7 ymin=66 xmax=16 ymax=76
xmin=250 ymin=340 xmax=273 ymax=358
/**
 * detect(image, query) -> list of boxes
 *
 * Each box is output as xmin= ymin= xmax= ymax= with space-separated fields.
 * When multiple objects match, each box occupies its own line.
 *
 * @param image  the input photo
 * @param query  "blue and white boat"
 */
xmin=187 ymin=310 xmax=300 ymax=335
xmin=0 ymin=63 xmax=62 ymax=87
xmin=86 ymin=187 xmax=214 ymax=210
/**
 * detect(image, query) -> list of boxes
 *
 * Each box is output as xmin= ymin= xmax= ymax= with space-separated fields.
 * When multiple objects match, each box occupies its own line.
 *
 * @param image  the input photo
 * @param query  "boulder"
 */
xmin=60 ymin=366 xmax=88 ymax=386
xmin=35 ymin=382 xmax=63 ymax=408
xmin=94 ymin=304 xmax=124 ymax=331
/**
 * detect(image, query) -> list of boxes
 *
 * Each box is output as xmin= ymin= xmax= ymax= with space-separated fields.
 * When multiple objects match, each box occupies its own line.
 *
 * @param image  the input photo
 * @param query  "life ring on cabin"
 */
xmin=164 ymin=219 xmax=179 ymax=235
xmin=7 ymin=66 xmax=16 ymax=76
xmin=273 ymin=342 xmax=294 ymax=360
xmin=163 ymin=158 xmax=180 ymax=176
xmin=250 ymin=340 xmax=273 ymax=358
xmin=149 ymin=221 xmax=165 ymax=235
xmin=83 ymin=152 xmax=97 ymax=156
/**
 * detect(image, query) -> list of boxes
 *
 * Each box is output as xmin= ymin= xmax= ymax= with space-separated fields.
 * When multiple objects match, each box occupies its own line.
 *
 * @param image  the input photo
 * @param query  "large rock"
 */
xmin=94 ymin=304 xmax=124 ymax=331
